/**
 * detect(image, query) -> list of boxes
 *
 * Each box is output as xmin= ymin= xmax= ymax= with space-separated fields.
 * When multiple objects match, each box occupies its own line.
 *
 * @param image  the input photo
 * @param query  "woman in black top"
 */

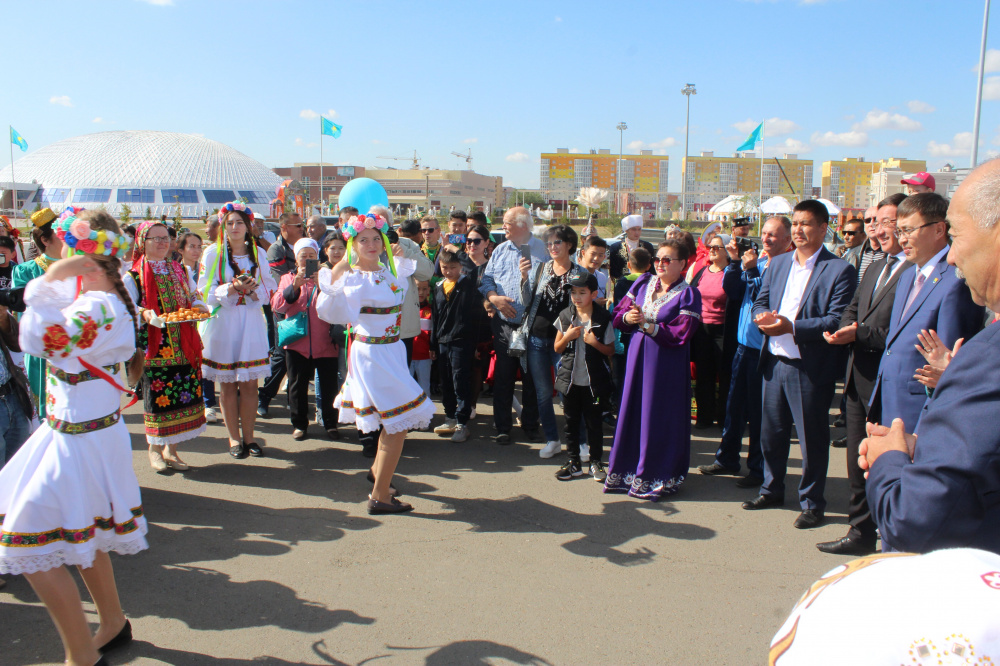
xmin=465 ymin=224 xmax=493 ymax=409
xmin=519 ymin=224 xmax=587 ymax=458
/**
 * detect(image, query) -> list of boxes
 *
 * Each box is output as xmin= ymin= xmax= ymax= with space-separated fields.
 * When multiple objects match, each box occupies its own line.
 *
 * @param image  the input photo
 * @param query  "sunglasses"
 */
xmin=466 ymin=238 xmax=484 ymax=245
xmin=842 ymin=230 xmax=859 ymax=236
xmin=863 ymin=218 xmax=875 ymax=224
xmin=421 ymin=228 xmax=437 ymax=233
xmin=546 ymin=240 xmax=564 ymax=247
xmin=708 ymin=245 xmax=725 ymax=250
xmin=653 ymin=256 xmax=677 ymax=265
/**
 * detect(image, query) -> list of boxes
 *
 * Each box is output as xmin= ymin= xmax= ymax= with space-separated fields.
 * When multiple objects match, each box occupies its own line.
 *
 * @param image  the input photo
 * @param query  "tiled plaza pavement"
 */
xmin=2 ymin=391 xmax=854 ymax=665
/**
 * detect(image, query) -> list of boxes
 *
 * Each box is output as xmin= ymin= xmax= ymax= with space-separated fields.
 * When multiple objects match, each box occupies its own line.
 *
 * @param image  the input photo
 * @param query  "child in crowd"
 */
xmin=577 ymin=235 xmax=609 ymax=306
xmin=611 ymin=248 xmax=651 ymax=409
xmin=409 ymin=279 xmax=432 ymax=397
xmin=430 ymin=250 xmax=482 ymax=443
xmin=553 ymin=273 xmax=615 ymax=481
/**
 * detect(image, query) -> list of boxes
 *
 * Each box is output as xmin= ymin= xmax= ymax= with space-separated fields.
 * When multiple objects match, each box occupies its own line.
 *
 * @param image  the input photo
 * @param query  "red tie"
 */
xmin=902 ymin=272 xmax=926 ymax=318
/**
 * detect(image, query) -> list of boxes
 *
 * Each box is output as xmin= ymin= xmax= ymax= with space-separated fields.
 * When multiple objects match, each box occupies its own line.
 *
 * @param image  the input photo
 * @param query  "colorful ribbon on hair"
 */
xmin=53 ymin=207 xmax=131 ymax=259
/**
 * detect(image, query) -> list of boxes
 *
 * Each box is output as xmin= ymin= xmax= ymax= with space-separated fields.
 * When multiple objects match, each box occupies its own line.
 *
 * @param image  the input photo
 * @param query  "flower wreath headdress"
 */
xmin=341 ymin=214 xmax=397 ymax=277
xmin=0 ymin=215 xmax=20 ymax=239
xmin=53 ymin=207 xmax=131 ymax=259
xmin=202 ymin=201 xmax=261 ymax=302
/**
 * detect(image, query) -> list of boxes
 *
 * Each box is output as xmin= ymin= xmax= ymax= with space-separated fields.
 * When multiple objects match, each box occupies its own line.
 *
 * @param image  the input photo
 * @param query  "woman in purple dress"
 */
xmin=605 ymin=238 xmax=702 ymax=500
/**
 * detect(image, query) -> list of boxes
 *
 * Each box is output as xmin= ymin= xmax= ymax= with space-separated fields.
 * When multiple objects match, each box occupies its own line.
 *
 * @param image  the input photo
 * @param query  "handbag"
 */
xmin=276 ymin=286 xmax=314 ymax=348
xmin=508 ymin=263 xmax=549 ymax=358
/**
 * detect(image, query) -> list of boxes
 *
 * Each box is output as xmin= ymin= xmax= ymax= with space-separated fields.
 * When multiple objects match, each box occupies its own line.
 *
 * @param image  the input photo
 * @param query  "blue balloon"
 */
xmin=338 ymin=177 xmax=389 ymax=214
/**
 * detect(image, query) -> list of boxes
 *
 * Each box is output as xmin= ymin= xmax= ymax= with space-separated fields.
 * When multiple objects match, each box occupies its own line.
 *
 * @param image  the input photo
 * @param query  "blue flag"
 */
xmin=9 ymin=126 xmax=27 ymax=152
xmin=321 ymin=117 xmax=342 ymax=138
xmin=736 ymin=122 xmax=763 ymax=152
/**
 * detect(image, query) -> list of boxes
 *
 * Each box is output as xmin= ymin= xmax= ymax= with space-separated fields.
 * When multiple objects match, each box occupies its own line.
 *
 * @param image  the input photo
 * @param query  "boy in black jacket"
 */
xmin=430 ymin=250 xmax=482 ymax=443
xmin=553 ymin=273 xmax=615 ymax=481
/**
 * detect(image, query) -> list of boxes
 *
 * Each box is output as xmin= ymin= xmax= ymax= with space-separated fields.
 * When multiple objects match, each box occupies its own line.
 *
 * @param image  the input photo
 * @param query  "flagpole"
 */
xmin=319 ymin=118 xmax=323 ymax=216
xmin=758 ymin=119 xmax=764 ymax=235
xmin=8 ymin=126 xmax=16 ymax=221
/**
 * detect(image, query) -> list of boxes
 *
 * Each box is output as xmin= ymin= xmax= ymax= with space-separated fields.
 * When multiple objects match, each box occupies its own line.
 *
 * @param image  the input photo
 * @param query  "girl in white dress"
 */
xmin=317 ymin=214 xmax=435 ymax=514
xmin=198 ymin=202 xmax=276 ymax=459
xmin=0 ymin=209 xmax=141 ymax=666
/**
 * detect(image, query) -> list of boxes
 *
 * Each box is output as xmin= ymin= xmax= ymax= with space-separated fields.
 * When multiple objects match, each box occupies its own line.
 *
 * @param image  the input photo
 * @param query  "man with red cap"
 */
xmin=901 ymin=172 xmax=935 ymax=194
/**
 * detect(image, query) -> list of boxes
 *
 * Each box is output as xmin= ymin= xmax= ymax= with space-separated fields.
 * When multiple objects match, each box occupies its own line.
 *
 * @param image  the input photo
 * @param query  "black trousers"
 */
xmin=692 ymin=322 xmax=728 ymax=426
xmin=286 ymin=350 xmax=339 ymax=431
xmin=489 ymin=318 xmax=539 ymax=434
xmin=439 ymin=340 xmax=476 ymax=425
xmin=259 ymin=306 xmax=286 ymax=405
xmin=563 ymin=385 xmax=605 ymax=463
xmin=845 ymin=381 xmax=878 ymax=544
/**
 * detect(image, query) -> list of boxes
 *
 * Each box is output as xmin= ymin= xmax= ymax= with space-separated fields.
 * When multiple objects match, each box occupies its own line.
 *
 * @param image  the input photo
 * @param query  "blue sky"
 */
xmin=3 ymin=0 xmax=999 ymax=191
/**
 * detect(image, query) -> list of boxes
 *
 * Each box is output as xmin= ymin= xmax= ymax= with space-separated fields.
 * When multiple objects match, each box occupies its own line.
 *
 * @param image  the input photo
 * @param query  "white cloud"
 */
xmin=907 ymin=100 xmax=935 ymax=114
xmin=463 ymin=138 xmax=478 ymax=144
xmin=49 ymin=95 xmax=73 ymax=107
xmin=974 ymin=48 xmax=1000 ymax=72
xmin=852 ymin=109 xmax=922 ymax=132
xmin=811 ymin=130 xmax=869 ymax=147
xmin=371 ymin=139 xmax=383 ymax=145
xmin=927 ymin=132 xmax=974 ymax=157
xmin=626 ymin=137 xmax=678 ymax=154
xmin=569 ymin=147 xmax=581 ymax=153
xmin=92 ymin=117 xmax=103 ymax=123
xmin=733 ymin=117 xmax=800 ymax=136
xmin=889 ymin=138 xmax=909 ymax=148
xmin=555 ymin=16 xmax=562 ymax=22
xmin=294 ymin=138 xmax=318 ymax=148
xmin=983 ymin=76 xmax=1000 ymax=100
xmin=765 ymin=137 xmax=811 ymax=155
xmin=506 ymin=152 xmax=530 ymax=163
xmin=136 ymin=0 xmax=173 ymax=5
xmin=299 ymin=109 xmax=318 ymax=119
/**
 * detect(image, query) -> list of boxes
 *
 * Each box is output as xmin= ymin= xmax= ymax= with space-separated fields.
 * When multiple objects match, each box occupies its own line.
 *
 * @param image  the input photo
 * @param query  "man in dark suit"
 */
xmin=742 ymin=200 xmax=857 ymax=529
xmin=871 ymin=193 xmax=983 ymax=434
xmin=815 ymin=195 xmax=911 ymax=555
xmin=607 ymin=215 xmax=654 ymax=280
xmin=860 ymin=160 xmax=1000 ymax=555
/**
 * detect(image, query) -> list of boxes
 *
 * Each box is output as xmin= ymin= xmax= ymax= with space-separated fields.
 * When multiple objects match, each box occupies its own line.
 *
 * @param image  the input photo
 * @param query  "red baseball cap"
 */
xmin=901 ymin=172 xmax=935 ymax=190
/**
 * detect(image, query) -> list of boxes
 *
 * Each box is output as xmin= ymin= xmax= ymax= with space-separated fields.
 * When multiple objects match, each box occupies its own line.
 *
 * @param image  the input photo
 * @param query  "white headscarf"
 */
xmin=620 ymin=215 xmax=643 ymax=232
xmin=293 ymin=238 xmax=320 ymax=256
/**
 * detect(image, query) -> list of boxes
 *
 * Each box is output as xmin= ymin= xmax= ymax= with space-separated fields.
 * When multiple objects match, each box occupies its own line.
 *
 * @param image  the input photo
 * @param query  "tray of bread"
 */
xmin=151 ymin=308 xmax=213 ymax=327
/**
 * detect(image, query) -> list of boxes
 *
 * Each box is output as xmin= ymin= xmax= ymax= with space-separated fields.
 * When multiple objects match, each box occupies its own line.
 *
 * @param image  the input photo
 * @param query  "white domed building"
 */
xmin=0 ymin=130 xmax=282 ymax=219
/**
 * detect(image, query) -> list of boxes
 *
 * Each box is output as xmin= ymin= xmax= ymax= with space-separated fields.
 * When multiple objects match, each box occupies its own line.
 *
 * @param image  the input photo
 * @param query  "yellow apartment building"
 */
xmin=681 ymin=151 xmax=813 ymax=211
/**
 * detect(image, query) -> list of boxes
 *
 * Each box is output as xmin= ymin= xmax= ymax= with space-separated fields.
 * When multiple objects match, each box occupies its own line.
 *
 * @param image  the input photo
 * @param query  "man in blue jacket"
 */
xmin=697 ymin=216 xmax=791 ymax=487
xmin=861 ymin=160 xmax=1000 ymax=555
xmin=743 ymin=200 xmax=857 ymax=529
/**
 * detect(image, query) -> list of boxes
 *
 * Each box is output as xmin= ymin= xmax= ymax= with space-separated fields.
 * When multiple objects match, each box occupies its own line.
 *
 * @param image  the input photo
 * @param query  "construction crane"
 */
xmin=375 ymin=150 xmax=421 ymax=169
xmin=451 ymin=149 xmax=473 ymax=170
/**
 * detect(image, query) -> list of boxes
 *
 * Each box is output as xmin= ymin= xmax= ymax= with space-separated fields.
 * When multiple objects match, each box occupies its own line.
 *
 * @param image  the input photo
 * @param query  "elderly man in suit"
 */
xmin=742 ymin=199 xmax=857 ymax=529
xmin=815 ymin=195 xmax=911 ymax=555
xmin=860 ymin=159 xmax=1000 ymax=555
xmin=870 ymin=193 xmax=983 ymax=434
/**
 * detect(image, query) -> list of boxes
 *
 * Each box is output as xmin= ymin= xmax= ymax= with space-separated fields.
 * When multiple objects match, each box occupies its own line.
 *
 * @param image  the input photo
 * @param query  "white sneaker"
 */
xmin=539 ymin=440 xmax=561 ymax=459
xmin=434 ymin=418 xmax=458 ymax=435
xmin=580 ymin=443 xmax=590 ymax=463
xmin=451 ymin=424 xmax=470 ymax=442
xmin=204 ymin=407 xmax=219 ymax=423
xmin=469 ymin=407 xmax=477 ymax=419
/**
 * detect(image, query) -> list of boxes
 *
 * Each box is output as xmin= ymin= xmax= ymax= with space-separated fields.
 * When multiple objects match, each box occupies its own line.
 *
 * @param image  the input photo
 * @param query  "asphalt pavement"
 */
xmin=2 ymin=392 xmax=856 ymax=665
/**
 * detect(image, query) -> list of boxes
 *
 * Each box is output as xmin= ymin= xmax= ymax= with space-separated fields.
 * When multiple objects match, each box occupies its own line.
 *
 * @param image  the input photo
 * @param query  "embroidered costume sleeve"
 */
xmin=315 ymin=266 xmax=364 ymax=326
xmin=646 ymin=285 xmax=702 ymax=348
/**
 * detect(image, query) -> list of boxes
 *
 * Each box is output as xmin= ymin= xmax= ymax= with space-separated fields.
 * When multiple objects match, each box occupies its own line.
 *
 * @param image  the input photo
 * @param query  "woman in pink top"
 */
xmin=691 ymin=235 xmax=730 ymax=428
xmin=271 ymin=238 xmax=340 ymax=441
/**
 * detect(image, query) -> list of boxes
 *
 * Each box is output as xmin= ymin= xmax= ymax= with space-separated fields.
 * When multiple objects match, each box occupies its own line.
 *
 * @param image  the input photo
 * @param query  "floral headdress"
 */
xmin=0 ymin=215 xmax=19 ymax=239
xmin=341 ymin=214 xmax=396 ymax=276
xmin=53 ymin=207 xmax=131 ymax=259
xmin=217 ymin=201 xmax=255 ymax=224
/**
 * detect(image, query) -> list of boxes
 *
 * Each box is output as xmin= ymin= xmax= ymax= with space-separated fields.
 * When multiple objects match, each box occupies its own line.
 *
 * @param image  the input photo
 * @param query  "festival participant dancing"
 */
xmin=316 ymin=213 xmax=435 ymax=514
xmin=197 ymin=202 xmax=277 ymax=459
xmin=604 ymin=239 xmax=702 ymax=499
xmin=0 ymin=210 xmax=143 ymax=666
xmin=124 ymin=221 xmax=208 ymax=473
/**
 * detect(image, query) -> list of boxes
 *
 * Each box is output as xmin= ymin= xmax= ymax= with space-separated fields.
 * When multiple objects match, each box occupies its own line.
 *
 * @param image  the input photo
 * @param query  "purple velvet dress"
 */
xmin=604 ymin=274 xmax=701 ymax=500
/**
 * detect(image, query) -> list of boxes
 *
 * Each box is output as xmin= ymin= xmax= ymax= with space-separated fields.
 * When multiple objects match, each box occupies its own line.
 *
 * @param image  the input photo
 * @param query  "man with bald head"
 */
xmin=860 ymin=159 xmax=1000 ymax=555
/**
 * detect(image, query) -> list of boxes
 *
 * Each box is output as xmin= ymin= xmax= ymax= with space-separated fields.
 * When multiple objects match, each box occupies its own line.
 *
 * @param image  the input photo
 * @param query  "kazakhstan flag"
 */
xmin=10 ymin=126 xmax=27 ymax=152
xmin=736 ymin=122 xmax=763 ymax=153
xmin=321 ymin=117 xmax=342 ymax=138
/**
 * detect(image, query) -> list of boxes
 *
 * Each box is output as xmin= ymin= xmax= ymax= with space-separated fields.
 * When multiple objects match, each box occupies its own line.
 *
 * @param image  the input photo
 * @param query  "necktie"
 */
xmin=874 ymin=256 xmax=898 ymax=295
xmin=902 ymin=272 xmax=926 ymax=318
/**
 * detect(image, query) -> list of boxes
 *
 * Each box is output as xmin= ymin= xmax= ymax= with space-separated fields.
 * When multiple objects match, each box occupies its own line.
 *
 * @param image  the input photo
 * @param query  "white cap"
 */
xmin=293 ymin=238 xmax=320 ymax=256
xmin=621 ymin=215 xmax=643 ymax=231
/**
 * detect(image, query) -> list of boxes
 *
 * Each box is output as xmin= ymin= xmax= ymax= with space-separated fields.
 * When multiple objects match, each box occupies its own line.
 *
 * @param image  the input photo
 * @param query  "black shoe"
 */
xmin=816 ymin=535 xmax=877 ymax=555
xmin=833 ymin=414 xmax=846 ymax=428
xmin=326 ymin=428 xmax=340 ymax=440
xmin=522 ymin=429 xmax=542 ymax=443
xmin=831 ymin=437 xmax=847 ymax=448
xmin=555 ymin=460 xmax=585 ymax=480
xmin=735 ymin=474 xmax=764 ymax=488
xmin=590 ymin=460 xmax=607 ymax=482
xmin=793 ymin=509 xmax=825 ymax=529
xmin=697 ymin=462 xmax=740 ymax=476
xmin=229 ymin=442 xmax=248 ymax=459
xmin=98 ymin=619 xmax=132 ymax=654
xmin=492 ymin=432 xmax=511 ymax=445
xmin=742 ymin=494 xmax=784 ymax=510
xmin=245 ymin=440 xmax=264 ymax=457
xmin=366 ymin=497 xmax=413 ymax=514
xmin=256 ymin=403 xmax=269 ymax=418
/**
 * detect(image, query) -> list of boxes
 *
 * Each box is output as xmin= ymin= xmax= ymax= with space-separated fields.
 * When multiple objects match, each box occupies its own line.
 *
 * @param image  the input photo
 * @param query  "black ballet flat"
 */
xmin=366 ymin=497 xmax=413 ymax=514
xmin=98 ymin=618 xmax=132 ymax=654
xmin=229 ymin=442 xmax=248 ymax=459
xmin=245 ymin=440 xmax=264 ymax=457
xmin=366 ymin=470 xmax=399 ymax=497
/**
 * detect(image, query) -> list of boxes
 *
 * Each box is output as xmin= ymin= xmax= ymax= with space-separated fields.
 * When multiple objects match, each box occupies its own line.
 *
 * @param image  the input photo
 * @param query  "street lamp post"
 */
xmin=681 ymin=83 xmax=697 ymax=221
xmin=616 ymin=121 xmax=627 ymax=215
xmin=972 ymin=0 xmax=991 ymax=167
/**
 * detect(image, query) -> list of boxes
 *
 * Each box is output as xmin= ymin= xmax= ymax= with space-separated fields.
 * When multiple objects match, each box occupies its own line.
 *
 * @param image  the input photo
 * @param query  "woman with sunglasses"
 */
xmin=605 ymin=238 xmax=701 ymax=500
xmin=690 ymin=235 xmax=731 ymax=429
xmin=519 ymin=224 xmax=588 ymax=459
xmin=464 ymin=224 xmax=493 ymax=412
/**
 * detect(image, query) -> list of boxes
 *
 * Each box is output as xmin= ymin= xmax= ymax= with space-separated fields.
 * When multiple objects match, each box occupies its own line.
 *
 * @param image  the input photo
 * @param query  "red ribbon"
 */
xmin=79 ymin=358 xmax=139 ymax=409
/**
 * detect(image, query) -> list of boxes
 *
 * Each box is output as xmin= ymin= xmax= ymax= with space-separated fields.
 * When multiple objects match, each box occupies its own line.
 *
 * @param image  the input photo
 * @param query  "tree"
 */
xmin=144 ymin=206 xmax=153 ymax=220
xmin=506 ymin=190 xmax=545 ymax=207
xmin=120 ymin=203 xmax=131 ymax=224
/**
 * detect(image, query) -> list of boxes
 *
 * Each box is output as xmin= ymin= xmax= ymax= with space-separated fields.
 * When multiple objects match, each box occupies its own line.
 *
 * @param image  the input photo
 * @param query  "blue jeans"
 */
xmin=524 ymin=335 xmax=562 ymax=442
xmin=715 ymin=344 xmax=763 ymax=476
xmin=0 ymin=392 xmax=33 ymax=468
xmin=202 ymin=378 xmax=217 ymax=408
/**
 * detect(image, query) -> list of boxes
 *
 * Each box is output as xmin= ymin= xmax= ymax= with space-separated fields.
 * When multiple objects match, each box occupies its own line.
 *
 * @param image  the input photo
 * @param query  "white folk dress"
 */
xmin=197 ymin=244 xmax=276 ymax=383
xmin=0 ymin=278 xmax=146 ymax=574
xmin=316 ymin=259 xmax=434 ymax=434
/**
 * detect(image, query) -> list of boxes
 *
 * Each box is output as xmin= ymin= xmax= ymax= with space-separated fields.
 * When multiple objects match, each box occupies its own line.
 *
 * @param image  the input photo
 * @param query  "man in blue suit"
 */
xmin=743 ymin=200 xmax=857 ymax=529
xmin=871 ymin=193 xmax=983 ymax=433
xmin=861 ymin=161 xmax=1000 ymax=554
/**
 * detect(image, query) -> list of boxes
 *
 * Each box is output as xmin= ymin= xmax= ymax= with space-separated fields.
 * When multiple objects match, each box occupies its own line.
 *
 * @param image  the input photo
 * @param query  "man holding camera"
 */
xmin=698 ymin=215 xmax=792 ymax=486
